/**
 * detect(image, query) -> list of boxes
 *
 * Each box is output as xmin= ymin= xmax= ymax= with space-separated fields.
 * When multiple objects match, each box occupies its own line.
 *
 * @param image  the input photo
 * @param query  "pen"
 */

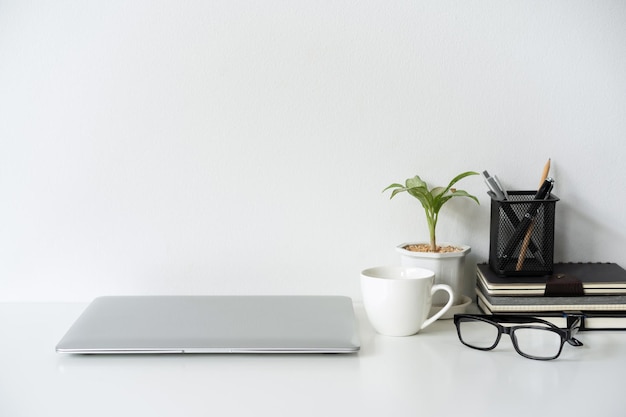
xmin=498 ymin=178 xmax=554 ymax=270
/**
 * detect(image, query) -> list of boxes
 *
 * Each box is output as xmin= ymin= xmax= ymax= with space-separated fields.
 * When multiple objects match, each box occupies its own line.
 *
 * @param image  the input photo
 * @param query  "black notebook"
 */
xmin=476 ymin=262 xmax=626 ymax=296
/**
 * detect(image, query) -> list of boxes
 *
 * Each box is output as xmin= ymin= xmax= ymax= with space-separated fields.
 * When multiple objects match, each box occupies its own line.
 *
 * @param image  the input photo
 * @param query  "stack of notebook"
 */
xmin=475 ymin=262 xmax=626 ymax=329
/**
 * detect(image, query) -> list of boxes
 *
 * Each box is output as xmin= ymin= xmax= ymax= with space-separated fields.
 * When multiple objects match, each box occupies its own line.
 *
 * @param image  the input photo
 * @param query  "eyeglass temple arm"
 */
xmin=564 ymin=312 xmax=585 ymax=347
xmin=567 ymin=337 xmax=583 ymax=347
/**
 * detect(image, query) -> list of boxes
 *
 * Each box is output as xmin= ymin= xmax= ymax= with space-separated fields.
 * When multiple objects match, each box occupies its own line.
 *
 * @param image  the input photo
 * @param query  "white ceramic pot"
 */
xmin=396 ymin=242 xmax=470 ymax=306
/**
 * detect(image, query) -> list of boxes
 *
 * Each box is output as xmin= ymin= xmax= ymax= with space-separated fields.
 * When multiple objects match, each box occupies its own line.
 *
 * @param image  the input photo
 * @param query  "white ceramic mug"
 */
xmin=361 ymin=266 xmax=454 ymax=337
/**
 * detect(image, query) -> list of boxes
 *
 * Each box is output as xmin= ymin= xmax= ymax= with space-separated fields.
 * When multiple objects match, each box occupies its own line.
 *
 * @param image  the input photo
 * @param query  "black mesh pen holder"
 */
xmin=488 ymin=191 xmax=559 ymax=277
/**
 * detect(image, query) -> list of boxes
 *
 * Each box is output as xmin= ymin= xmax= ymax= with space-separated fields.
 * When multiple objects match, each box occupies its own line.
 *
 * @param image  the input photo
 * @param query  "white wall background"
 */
xmin=1 ymin=0 xmax=625 ymax=302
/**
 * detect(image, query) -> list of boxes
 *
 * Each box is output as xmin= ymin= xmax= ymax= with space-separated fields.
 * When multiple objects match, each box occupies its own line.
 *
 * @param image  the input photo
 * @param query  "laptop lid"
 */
xmin=56 ymin=295 xmax=360 ymax=354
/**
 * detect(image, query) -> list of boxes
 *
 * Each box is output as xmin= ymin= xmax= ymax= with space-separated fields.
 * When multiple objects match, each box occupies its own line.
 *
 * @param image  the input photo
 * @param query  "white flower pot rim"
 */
xmin=396 ymin=242 xmax=471 ymax=259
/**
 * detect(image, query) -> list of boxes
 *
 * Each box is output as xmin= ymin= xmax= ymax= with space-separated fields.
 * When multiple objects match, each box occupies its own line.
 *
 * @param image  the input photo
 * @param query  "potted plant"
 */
xmin=383 ymin=171 xmax=479 ymax=309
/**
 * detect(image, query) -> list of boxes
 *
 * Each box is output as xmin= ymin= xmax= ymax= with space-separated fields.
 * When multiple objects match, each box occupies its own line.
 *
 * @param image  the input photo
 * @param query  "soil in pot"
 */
xmin=403 ymin=244 xmax=464 ymax=253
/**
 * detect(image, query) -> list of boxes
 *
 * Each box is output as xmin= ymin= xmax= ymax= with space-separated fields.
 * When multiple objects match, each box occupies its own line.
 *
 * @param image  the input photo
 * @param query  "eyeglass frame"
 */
xmin=453 ymin=313 xmax=584 ymax=360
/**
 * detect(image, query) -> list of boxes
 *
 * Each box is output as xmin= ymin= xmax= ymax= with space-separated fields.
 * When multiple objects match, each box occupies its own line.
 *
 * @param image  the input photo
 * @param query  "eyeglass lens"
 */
xmin=457 ymin=319 xmax=499 ymax=349
xmin=512 ymin=328 xmax=562 ymax=359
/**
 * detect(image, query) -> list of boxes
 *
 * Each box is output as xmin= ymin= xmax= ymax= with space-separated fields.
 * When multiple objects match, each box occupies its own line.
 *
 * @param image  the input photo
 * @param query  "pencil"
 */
xmin=516 ymin=158 xmax=551 ymax=271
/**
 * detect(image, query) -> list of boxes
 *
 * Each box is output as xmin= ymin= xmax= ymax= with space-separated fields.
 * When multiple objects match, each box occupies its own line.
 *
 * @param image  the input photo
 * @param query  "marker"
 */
xmin=493 ymin=175 xmax=508 ymax=200
xmin=482 ymin=170 xmax=505 ymax=200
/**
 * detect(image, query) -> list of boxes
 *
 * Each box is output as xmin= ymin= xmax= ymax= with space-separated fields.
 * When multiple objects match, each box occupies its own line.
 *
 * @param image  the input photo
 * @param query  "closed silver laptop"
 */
xmin=56 ymin=295 xmax=360 ymax=354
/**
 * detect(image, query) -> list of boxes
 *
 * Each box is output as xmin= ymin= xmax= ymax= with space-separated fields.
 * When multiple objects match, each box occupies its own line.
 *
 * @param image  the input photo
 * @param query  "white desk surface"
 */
xmin=1 ymin=302 xmax=623 ymax=417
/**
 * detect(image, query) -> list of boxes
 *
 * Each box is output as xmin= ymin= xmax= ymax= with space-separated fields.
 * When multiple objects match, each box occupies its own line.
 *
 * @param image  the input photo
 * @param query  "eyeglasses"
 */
xmin=453 ymin=314 xmax=584 ymax=360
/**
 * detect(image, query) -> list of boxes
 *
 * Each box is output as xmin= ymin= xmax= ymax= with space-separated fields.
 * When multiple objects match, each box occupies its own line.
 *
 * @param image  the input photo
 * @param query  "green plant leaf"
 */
xmin=389 ymin=187 xmax=408 ymax=199
xmin=382 ymin=183 xmax=405 ymax=193
xmin=430 ymin=186 xmax=447 ymax=198
xmin=405 ymin=175 xmax=426 ymax=189
xmin=448 ymin=189 xmax=480 ymax=205
xmin=446 ymin=171 xmax=480 ymax=190
xmin=403 ymin=188 xmax=429 ymax=211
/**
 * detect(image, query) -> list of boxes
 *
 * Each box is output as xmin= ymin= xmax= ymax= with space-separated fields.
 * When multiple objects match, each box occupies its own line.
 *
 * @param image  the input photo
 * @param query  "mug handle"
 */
xmin=420 ymin=284 xmax=454 ymax=330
